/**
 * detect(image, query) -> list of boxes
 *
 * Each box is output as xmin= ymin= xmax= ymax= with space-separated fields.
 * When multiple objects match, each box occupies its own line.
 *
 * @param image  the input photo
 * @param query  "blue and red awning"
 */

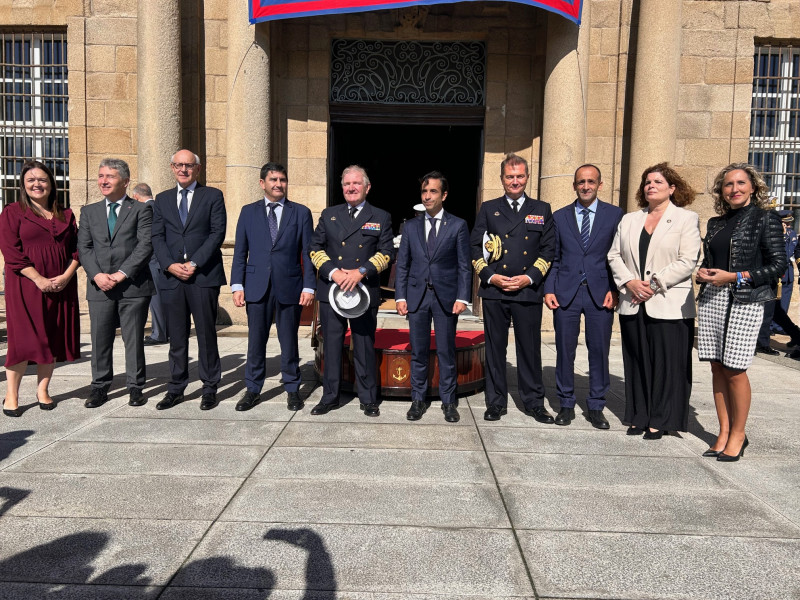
xmin=249 ymin=0 xmax=582 ymax=25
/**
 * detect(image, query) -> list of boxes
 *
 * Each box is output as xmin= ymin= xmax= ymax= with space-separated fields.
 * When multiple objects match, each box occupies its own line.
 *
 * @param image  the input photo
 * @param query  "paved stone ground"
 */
xmin=0 ymin=312 xmax=798 ymax=599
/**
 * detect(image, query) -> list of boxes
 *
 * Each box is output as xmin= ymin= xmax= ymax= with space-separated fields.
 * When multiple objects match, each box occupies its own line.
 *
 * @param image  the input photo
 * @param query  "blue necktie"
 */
xmin=108 ymin=202 xmax=119 ymax=235
xmin=179 ymin=189 xmax=189 ymax=226
xmin=580 ymin=207 xmax=591 ymax=249
xmin=268 ymin=202 xmax=279 ymax=245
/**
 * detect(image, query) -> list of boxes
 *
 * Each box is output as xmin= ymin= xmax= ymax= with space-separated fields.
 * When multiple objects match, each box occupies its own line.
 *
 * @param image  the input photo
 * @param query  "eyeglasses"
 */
xmin=171 ymin=162 xmax=198 ymax=170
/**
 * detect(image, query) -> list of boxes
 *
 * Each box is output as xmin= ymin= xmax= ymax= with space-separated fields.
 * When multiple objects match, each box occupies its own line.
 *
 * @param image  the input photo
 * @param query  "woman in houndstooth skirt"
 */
xmin=696 ymin=163 xmax=786 ymax=462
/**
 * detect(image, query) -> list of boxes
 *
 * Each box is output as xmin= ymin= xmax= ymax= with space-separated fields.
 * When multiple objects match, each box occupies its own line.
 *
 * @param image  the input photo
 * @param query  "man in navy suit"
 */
xmin=471 ymin=154 xmax=555 ymax=422
xmin=230 ymin=162 xmax=316 ymax=412
xmin=543 ymin=164 xmax=622 ymax=429
xmin=151 ymin=149 xmax=227 ymax=411
xmin=309 ymin=165 xmax=394 ymax=417
xmin=395 ymin=171 xmax=472 ymax=422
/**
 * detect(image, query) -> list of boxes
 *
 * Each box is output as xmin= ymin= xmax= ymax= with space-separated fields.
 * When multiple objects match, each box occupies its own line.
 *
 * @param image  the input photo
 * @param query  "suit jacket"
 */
xmin=310 ymin=202 xmax=394 ymax=307
xmin=231 ymin=198 xmax=316 ymax=304
xmin=77 ymin=196 xmax=155 ymax=301
xmin=151 ymin=183 xmax=227 ymax=289
xmin=395 ymin=211 xmax=472 ymax=313
xmin=470 ymin=193 xmax=555 ymax=303
xmin=543 ymin=199 xmax=623 ymax=307
xmin=608 ymin=201 xmax=701 ymax=319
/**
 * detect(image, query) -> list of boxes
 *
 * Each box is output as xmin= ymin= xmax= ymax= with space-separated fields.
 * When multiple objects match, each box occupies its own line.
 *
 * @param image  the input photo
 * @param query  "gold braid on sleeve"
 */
xmin=310 ymin=250 xmax=331 ymax=270
xmin=534 ymin=258 xmax=551 ymax=277
xmin=472 ymin=258 xmax=487 ymax=275
xmin=368 ymin=252 xmax=391 ymax=273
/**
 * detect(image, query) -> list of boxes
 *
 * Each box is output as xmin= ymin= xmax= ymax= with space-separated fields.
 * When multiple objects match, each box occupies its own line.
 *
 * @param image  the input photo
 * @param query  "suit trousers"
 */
xmin=319 ymin=302 xmax=378 ymax=406
xmin=245 ymin=285 xmax=303 ymax=394
xmin=161 ymin=283 xmax=221 ymax=394
xmin=758 ymin=299 xmax=800 ymax=346
xmin=482 ymin=298 xmax=544 ymax=409
xmin=553 ymin=284 xmax=613 ymax=410
xmin=147 ymin=258 xmax=167 ymax=341
xmin=88 ymin=296 xmax=150 ymax=390
xmin=407 ymin=286 xmax=458 ymax=404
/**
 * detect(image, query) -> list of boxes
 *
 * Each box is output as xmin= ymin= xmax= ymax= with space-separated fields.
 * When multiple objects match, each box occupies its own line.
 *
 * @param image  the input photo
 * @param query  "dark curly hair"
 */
xmin=18 ymin=160 xmax=64 ymax=221
xmin=635 ymin=162 xmax=695 ymax=208
xmin=710 ymin=163 xmax=771 ymax=216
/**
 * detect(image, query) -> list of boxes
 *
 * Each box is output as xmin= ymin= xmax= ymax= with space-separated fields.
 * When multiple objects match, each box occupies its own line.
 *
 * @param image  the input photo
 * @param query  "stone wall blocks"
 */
xmin=733 ymin=83 xmax=752 ymax=112
xmin=90 ymin=0 xmax=135 ymax=17
xmin=86 ymin=17 xmax=136 ymax=46
xmin=738 ymin=2 xmax=769 ymax=30
xmin=705 ymin=58 xmax=736 ymax=85
xmin=587 ymin=110 xmax=616 ymax=138
xmin=308 ymin=26 xmax=329 ymax=51
xmin=308 ymin=50 xmax=329 ymax=79
xmin=105 ymin=100 xmax=136 ymax=128
xmin=67 ymin=19 xmax=85 ymax=71
xmin=730 ymin=112 xmax=751 ymax=140
xmin=115 ymin=46 xmax=136 ymax=73
xmin=206 ymin=102 xmax=228 ymax=131
xmin=86 ymin=72 xmax=126 ymax=100
xmin=586 ymin=82 xmax=616 ymax=110
xmin=305 ymin=158 xmax=327 ymax=186
xmin=487 ymin=82 xmax=507 ymax=105
xmin=768 ymin=4 xmax=800 ymax=39
xmin=487 ymin=54 xmax=508 ymax=82
xmin=710 ymin=112 xmax=733 ymax=139
xmin=682 ymin=2 xmax=725 ymax=30
xmin=87 ymin=128 xmax=132 ymax=155
xmin=679 ymin=84 xmax=734 ymax=113
xmin=507 ymin=84 xmax=534 ymax=109
xmin=679 ymin=56 xmax=705 ymax=84
xmin=86 ymin=45 xmax=116 ymax=73
xmin=682 ymin=29 xmax=738 ymax=58
xmin=591 ymin=0 xmax=620 ymax=28
xmin=204 ymin=0 xmax=227 ymax=20
xmin=589 ymin=55 xmax=611 ymax=82
xmin=600 ymin=28 xmax=619 ymax=56
xmin=684 ymin=138 xmax=731 ymax=167
xmin=205 ymin=47 xmax=228 ymax=76
xmin=735 ymin=57 xmax=754 ymax=84
xmin=86 ymin=100 xmax=105 ymax=126
xmin=729 ymin=138 xmax=750 ymax=163
xmin=307 ymin=79 xmax=328 ymax=104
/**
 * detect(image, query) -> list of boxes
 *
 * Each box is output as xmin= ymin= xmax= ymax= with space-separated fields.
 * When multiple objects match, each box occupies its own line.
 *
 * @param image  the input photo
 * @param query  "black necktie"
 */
xmin=267 ymin=202 xmax=279 ymax=245
xmin=511 ymin=199 xmax=519 ymax=213
xmin=179 ymin=189 xmax=189 ymax=225
xmin=427 ymin=217 xmax=437 ymax=255
xmin=349 ymin=206 xmax=357 ymax=220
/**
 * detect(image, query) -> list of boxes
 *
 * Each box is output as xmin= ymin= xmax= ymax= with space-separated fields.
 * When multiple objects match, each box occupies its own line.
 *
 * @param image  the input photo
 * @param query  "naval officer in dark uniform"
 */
xmin=471 ymin=153 xmax=555 ymax=422
xmin=309 ymin=165 xmax=394 ymax=416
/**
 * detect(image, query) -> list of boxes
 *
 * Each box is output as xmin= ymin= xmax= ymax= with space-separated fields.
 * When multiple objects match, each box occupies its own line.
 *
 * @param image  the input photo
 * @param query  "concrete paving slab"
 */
xmin=5 ymin=441 xmax=267 ymax=477
xmin=291 ymin=399 xmax=476 ymax=426
xmin=66 ymin=417 xmax=286 ymax=446
xmin=489 ymin=453 xmax=731 ymax=489
xmin=0 ymin=402 xmax=123 ymax=441
xmin=161 ymin=590 xmax=535 ymax=600
xmin=0 ymin=473 xmax=242 ymax=520
xmin=687 ymin=413 xmax=800 ymax=457
xmin=518 ymin=530 xmax=800 ymax=600
xmin=274 ymin=422 xmax=482 ymax=450
xmin=222 ymin=479 xmax=509 ymax=528
xmin=0 ymin=516 xmax=210 ymax=586
xmin=502 ymin=483 xmax=800 ymax=537
xmin=175 ymin=522 xmax=534 ymax=596
xmin=0 ymin=583 xmax=162 ymax=599
xmin=0 ymin=438 xmax=51 ymax=470
xmin=108 ymin=399 xmax=295 ymax=421
xmin=252 ymin=447 xmax=493 ymax=483
xmin=480 ymin=426 xmax=696 ymax=457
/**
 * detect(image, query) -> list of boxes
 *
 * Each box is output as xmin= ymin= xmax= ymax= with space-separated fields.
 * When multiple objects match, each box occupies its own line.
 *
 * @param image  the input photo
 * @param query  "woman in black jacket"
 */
xmin=696 ymin=163 xmax=785 ymax=462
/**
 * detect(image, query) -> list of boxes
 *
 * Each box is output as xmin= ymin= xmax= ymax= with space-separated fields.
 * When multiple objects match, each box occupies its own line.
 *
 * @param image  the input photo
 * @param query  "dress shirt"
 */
xmin=230 ymin=197 xmax=313 ymax=295
xmin=575 ymin=198 xmax=598 ymax=234
xmin=328 ymin=201 xmax=366 ymax=280
xmin=177 ymin=181 xmax=198 ymax=212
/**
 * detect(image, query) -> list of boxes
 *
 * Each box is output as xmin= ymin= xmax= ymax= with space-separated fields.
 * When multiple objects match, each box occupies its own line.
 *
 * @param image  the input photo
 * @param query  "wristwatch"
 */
xmin=190 ymin=261 xmax=197 ymax=268
xmin=358 ymin=266 xmax=367 ymax=275
xmin=649 ymin=278 xmax=658 ymax=292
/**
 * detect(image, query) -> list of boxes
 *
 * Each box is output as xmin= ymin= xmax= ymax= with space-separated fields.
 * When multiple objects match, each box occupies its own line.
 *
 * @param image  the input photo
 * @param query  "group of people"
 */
xmin=0 ymin=152 xmax=788 ymax=462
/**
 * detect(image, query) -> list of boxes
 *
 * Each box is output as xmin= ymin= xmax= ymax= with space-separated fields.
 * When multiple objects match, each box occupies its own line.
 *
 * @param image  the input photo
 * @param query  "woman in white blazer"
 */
xmin=608 ymin=163 xmax=701 ymax=439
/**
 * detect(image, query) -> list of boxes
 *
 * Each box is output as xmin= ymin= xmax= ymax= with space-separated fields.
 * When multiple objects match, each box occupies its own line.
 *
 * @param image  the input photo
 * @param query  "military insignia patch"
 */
xmin=362 ymin=222 xmax=381 ymax=230
xmin=526 ymin=214 xmax=544 ymax=225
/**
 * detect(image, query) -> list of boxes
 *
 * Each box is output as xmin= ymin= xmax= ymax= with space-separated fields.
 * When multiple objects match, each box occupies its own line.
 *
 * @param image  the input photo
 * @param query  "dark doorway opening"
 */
xmin=329 ymin=122 xmax=483 ymax=234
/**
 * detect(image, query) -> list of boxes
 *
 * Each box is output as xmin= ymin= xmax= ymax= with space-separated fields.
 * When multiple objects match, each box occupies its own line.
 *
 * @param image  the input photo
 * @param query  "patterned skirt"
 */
xmin=697 ymin=284 xmax=763 ymax=371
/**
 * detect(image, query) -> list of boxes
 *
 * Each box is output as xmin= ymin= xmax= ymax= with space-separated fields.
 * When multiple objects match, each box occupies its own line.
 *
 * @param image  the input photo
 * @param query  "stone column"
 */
xmin=625 ymin=0 xmax=682 ymax=211
xmin=137 ymin=0 xmax=181 ymax=192
xmin=539 ymin=3 xmax=590 ymax=212
xmin=225 ymin=0 xmax=271 ymax=243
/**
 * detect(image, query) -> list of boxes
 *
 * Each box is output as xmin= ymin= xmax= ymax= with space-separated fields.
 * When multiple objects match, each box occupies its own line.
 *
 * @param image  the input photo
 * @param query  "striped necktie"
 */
xmin=580 ymin=207 xmax=591 ymax=249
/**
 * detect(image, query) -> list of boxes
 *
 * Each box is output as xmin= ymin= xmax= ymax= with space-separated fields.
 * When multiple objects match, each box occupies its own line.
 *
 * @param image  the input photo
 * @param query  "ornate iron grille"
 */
xmin=0 ymin=31 xmax=69 ymax=209
xmin=749 ymin=44 xmax=799 ymax=211
xmin=330 ymin=39 xmax=486 ymax=106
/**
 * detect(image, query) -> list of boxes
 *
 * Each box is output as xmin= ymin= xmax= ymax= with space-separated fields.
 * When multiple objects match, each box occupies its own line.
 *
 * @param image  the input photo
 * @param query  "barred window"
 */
xmin=0 ymin=31 xmax=69 ymax=209
xmin=749 ymin=44 xmax=799 ymax=211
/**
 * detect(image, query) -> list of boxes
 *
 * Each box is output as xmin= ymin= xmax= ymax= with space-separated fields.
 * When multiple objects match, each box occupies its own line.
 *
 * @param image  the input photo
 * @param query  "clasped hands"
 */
xmin=167 ymin=261 xmax=196 ymax=282
xmin=331 ymin=268 xmax=364 ymax=292
xmin=35 ymin=272 xmax=73 ymax=293
xmin=93 ymin=271 xmax=126 ymax=292
xmin=696 ymin=268 xmax=735 ymax=287
xmin=626 ymin=279 xmax=654 ymax=305
xmin=490 ymin=274 xmax=531 ymax=292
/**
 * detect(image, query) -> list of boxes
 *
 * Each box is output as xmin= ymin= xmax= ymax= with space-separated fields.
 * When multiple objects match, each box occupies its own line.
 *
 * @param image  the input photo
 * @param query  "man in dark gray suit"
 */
xmin=132 ymin=183 xmax=168 ymax=345
xmin=78 ymin=158 xmax=155 ymax=408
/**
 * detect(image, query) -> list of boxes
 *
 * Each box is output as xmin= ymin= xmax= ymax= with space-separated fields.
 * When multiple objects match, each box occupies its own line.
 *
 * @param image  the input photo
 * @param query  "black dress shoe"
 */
xmin=526 ymin=406 xmax=555 ymax=424
xmin=128 ymin=388 xmax=146 ymax=407
xmin=286 ymin=391 xmax=303 ymax=411
xmin=587 ymin=409 xmax=610 ymax=430
xmin=236 ymin=391 xmax=260 ymax=412
xmin=754 ymin=345 xmax=779 ymax=356
xmin=554 ymin=407 xmax=575 ymax=426
xmin=3 ymin=402 xmax=21 ymax=417
xmin=406 ymin=400 xmax=427 ymax=421
xmin=85 ymin=388 xmax=108 ymax=409
xmin=143 ymin=336 xmax=167 ymax=346
xmin=626 ymin=426 xmax=644 ymax=436
xmin=702 ymin=448 xmax=722 ymax=457
xmin=442 ymin=403 xmax=460 ymax=423
xmin=643 ymin=429 xmax=666 ymax=440
xmin=156 ymin=392 xmax=184 ymax=410
xmin=787 ymin=348 xmax=800 ymax=360
xmin=310 ymin=401 xmax=337 ymax=415
xmin=483 ymin=405 xmax=507 ymax=421
xmin=360 ymin=402 xmax=380 ymax=417
xmin=200 ymin=393 xmax=218 ymax=411
xmin=38 ymin=397 xmax=56 ymax=411
xmin=717 ymin=436 xmax=748 ymax=462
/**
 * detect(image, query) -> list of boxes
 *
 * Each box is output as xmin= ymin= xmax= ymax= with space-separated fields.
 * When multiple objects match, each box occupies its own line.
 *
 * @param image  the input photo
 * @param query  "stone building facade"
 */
xmin=0 ymin=0 xmax=798 ymax=322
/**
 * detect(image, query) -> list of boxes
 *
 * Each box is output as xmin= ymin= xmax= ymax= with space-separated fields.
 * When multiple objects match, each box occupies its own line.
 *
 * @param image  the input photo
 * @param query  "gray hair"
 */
xmin=341 ymin=165 xmax=370 ymax=186
xmin=99 ymin=158 xmax=130 ymax=180
xmin=132 ymin=183 xmax=153 ymax=198
xmin=170 ymin=150 xmax=201 ymax=165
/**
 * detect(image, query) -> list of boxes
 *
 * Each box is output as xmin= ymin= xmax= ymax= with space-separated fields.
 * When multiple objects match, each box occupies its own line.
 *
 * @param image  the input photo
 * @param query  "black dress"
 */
xmin=618 ymin=230 xmax=693 ymax=432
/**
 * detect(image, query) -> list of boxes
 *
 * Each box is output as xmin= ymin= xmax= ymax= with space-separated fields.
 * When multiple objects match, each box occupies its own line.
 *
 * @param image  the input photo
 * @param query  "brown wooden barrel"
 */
xmin=314 ymin=328 xmax=485 ymax=397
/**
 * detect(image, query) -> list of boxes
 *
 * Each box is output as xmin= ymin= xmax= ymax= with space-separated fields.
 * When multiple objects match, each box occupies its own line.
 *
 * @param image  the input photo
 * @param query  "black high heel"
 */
xmin=3 ymin=401 xmax=21 ymax=417
xmin=38 ymin=400 xmax=56 ymax=411
xmin=702 ymin=448 xmax=722 ymax=458
xmin=717 ymin=436 xmax=749 ymax=462
xmin=642 ymin=429 xmax=665 ymax=440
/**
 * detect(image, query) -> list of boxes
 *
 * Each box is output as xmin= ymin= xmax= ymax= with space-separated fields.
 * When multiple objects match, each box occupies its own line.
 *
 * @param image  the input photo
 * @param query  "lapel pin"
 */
xmin=331 ymin=216 xmax=336 ymax=221
xmin=494 ymin=212 xmax=500 ymax=216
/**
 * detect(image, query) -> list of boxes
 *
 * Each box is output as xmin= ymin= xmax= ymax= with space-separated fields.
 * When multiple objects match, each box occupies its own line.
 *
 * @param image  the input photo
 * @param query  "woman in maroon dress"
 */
xmin=1 ymin=161 xmax=80 ymax=416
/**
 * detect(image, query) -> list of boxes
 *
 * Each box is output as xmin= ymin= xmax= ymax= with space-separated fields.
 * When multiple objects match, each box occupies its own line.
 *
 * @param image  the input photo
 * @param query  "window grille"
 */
xmin=0 ymin=31 xmax=69 ymax=209
xmin=749 ymin=44 xmax=799 ymax=212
